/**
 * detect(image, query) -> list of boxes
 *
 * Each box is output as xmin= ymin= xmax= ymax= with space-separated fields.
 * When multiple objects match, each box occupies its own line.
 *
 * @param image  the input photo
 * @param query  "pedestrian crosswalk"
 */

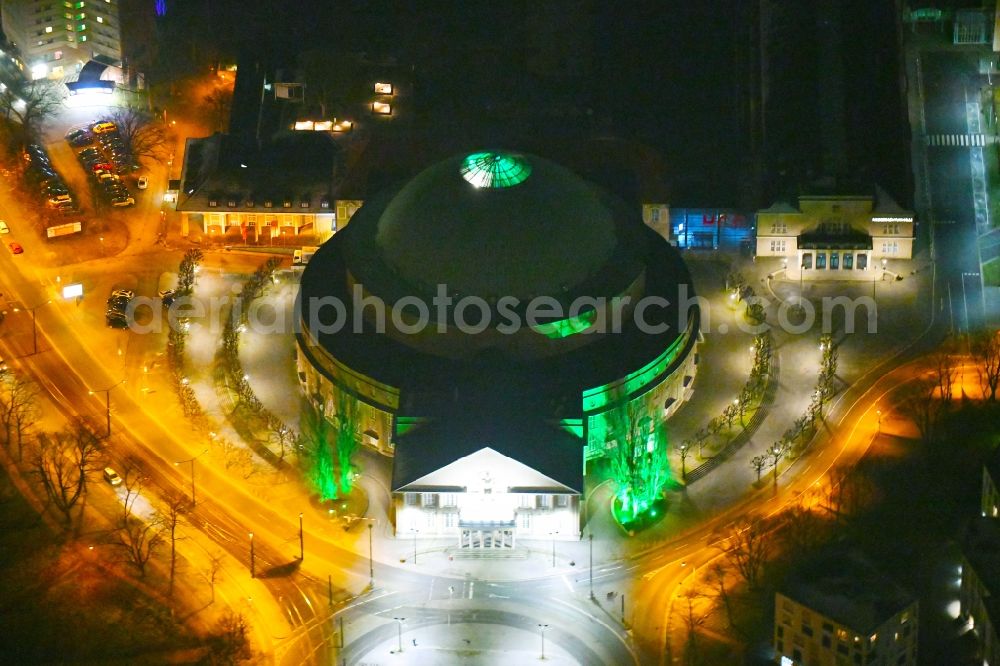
xmin=925 ymin=133 xmax=996 ymax=147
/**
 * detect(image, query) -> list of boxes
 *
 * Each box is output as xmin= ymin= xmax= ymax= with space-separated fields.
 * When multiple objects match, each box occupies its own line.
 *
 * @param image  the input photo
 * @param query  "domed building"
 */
xmin=296 ymin=151 xmax=699 ymax=545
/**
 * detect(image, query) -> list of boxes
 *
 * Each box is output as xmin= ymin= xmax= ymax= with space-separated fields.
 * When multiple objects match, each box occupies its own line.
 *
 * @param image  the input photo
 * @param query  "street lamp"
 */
xmin=88 ymin=378 xmax=126 ymax=437
xmin=961 ymin=272 xmax=980 ymax=333
xmin=360 ymin=518 xmax=375 ymax=587
xmin=173 ymin=448 xmax=208 ymax=506
xmin=550 ymin=530 xmax=559 ymax=567
xmin=249 ymin=532 xmax=255 ymax=578
xmin=876 ymin=409 xmax=882 ymax=434
xmin=410 ymin=527 xmax=419 ymax=564
xmin=799 ymin=262 xmax=805 ymax=305
xmin=12 ymin=299 xmax=51 ymax=355
xmin=538 ymin=623 xmax=549 ymax=659
xmin=589 ymin=532 xmax=594 ymax=601
xmin=298 ymin=512 xmax=304 ymax=560
xmin=393 ymin=617 xmax=406 ymax=653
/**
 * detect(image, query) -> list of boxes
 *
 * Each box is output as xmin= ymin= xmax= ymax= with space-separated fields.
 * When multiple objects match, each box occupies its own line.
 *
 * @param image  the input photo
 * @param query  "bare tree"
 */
xmin=897 ymin=376 xmax=940 ymax=442
xmin=722 ymin=403 xmax=738 ymax=429
xmin=679 ymin=442 xmax=691 ymax=481
xmin=714 ymin=515 xmax=770 ymax=589
xmin=0 ymin=78 xmax=65 ymax=147
xmin=30 ymin=422 xmax=103 ymax=529
xmin=825 ymin=464 xmax=873 ymax=524
xmin=163 ymin=492 xmax=187 ymax=596
xmin=268 ymin=421 xmax=296 ymax=462
xmin=209 ymin=612 xmax=252 ymax=664
xmin=972 ymin=329 xmax=1000 ymax=401
xmin=931 ymin=349 xmax=956 ymax=404
xmin=117 ymin=515 xmax=164 ymax=577
xmin=680 ymin=587 xmax=709 ymax=666
xmin=104 ymin=107 xmax=172 ymax=166
xmin=0 ymin=370 xmax=40 ymax=460
xmin=750 ymin=455 xmax=767 ymax=482
xmin=706 ymin=562 xmax=736 ymax=631
xmin=780 ymin=503 xmax=828 ymax=556
xmin=769 ymin=441 xmax=788 ymax=486
xmin=115 ymin=474 xmax=163 ymax=577
xmin=204 ymin=551 xmax=224 ymax=604
xmin=202 ymin=88 xmax=232 ymax=132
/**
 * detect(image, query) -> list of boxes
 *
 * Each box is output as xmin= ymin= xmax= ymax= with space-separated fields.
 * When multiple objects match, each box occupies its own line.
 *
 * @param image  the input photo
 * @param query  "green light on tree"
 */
xmin=605 ymin=399 xmax=670 ymax=524
xmin=334 ymin=390 xmax=359 ymax=495
xmin=301 ymin=402 xmax=338 ymax=502
xmin=460 ymin=152 xmax=532 ymax=188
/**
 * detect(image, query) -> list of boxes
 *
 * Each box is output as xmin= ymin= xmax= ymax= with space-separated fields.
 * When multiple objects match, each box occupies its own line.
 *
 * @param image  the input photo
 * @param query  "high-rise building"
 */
xmin=1 ymin=0 xmax=121 ymax=79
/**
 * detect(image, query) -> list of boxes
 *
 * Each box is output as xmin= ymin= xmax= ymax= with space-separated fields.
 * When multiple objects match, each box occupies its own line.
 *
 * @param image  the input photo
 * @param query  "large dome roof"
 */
xmin=374 ymin=151 xmax=619 ymax=299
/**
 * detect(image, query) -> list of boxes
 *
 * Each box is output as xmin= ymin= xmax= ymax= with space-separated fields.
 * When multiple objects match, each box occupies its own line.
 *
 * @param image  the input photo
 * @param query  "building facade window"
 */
xmin=404 ymin=492 xmax=418 ymax=506
xmin=770 ymin=222 xmax=787 ymax=234
xmin=442 ymin=493 xmax=457 ymax=507
xmin=881 ymin=241 xmax=899 ymax=255
xmin=769 ymin=239 xmax=786 ymax=253
xmin=422 ymin=493 xmax=438 ymax=507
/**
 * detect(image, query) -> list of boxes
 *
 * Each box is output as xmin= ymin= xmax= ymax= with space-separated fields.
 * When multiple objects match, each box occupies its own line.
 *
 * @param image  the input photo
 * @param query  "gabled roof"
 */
xmin=391 ymin=414 xmax=584 ymax=493
xmin=872 ymin=185 xmax=913 ymax=216
xmin=759 ymin=200 xmax=800 ymax=214
xmin=396 ymin=446 xmax=579 ymax=494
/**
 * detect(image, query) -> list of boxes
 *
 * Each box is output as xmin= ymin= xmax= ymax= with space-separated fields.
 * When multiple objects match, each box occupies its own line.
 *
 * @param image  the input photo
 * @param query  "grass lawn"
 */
xmin=984 ymin=257 xmax=1000 ymax=287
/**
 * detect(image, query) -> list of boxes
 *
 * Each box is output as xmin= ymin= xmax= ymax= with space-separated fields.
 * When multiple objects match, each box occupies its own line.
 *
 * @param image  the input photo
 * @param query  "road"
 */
xmin=919 ymin=50 xmax=991 ymax=331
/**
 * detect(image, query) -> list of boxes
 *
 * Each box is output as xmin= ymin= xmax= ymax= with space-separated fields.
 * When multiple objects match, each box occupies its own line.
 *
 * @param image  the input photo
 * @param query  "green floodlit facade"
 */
xmin=460 ymin=152 xmax=533 ymax=188
xmin=296 ymin=150 xmax=700 ymax=540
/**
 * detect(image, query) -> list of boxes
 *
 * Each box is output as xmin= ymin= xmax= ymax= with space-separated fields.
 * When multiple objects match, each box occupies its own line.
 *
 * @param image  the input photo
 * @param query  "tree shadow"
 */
xmin=256 ymin=558 xmax=302 ymax=579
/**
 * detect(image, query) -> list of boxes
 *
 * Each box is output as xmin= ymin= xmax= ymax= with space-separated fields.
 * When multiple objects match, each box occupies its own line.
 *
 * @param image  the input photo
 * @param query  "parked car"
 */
xmin=137 ymin=176 xmax=149 ymax=190
xmin=158 ymin=289 xmax=176 ymax=306
xmin=111 ymin=196 xmax=135 ymax=207
xmin=111 ymin=288 xmax=135 ymax=300
xmin=8 ymin=242 xmax=23 ymax=254
xmin=103 ymin=467 xmax=123 ymax=486
xmin=92 ymin=121 xmax=116 ymax=134
xmin=0 ymin=220 xmax=8 ymax=234
xmin=106 ymin=312 xmax=129 ymax=328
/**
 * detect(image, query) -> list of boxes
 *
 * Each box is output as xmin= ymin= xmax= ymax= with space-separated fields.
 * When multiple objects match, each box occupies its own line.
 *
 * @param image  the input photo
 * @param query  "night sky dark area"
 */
xmin=153 ymin=0 xmax=910 ymax=208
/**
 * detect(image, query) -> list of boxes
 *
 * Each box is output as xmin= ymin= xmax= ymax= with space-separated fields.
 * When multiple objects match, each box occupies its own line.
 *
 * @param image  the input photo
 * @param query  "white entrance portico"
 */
xmin=393 ymin=447 xmax=581 ymax=545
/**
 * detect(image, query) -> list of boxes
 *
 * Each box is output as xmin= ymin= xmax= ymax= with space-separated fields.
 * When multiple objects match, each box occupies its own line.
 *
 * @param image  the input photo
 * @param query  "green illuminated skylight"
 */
xmin=460 ymin=152 xmax=532 ymax=188
xmin=531 ymin=309 xmax=597 ymax=339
